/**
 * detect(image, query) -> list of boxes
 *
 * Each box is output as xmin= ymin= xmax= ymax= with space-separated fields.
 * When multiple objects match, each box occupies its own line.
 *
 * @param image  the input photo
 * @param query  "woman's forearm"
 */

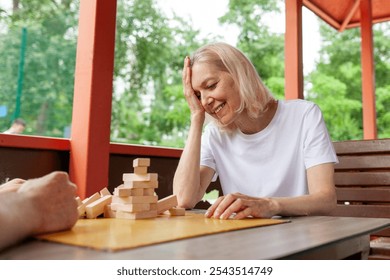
xmin=273 ymin=189 xmax=337 ymax=216
xmin=173 ymin=117 xmax=205 ymax=208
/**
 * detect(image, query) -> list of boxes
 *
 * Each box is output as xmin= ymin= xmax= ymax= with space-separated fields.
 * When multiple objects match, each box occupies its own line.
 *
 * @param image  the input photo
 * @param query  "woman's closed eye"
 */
xmin=207 ymin=82 xmax=217 ymax=90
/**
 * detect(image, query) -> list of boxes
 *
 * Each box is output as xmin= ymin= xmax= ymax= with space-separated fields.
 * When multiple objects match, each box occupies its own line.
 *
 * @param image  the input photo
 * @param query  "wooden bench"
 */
xmin=331 ymin=138 xmax=390 ymax=260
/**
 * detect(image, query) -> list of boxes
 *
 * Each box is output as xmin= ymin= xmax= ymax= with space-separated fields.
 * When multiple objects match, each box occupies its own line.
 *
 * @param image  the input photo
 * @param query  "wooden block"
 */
xmin=85 ymin=195 xmax=112 ymax=219
xmin=103 ymin=204 xmax=116 ymax=218
xmin=123 ymin=180 xmax=158 ymax=189
xmin=112 ymin=195 xmax=158 ymax=204
xmin=77 ymin=202 xmax=86 ymax=217
xmin=75 ymin=196 xmax=82 ymax=206
xmin=116 ymin=210 xmax=157 ymax=220
xmin=111 ymin=203 xmax=150 ymax=212
xmin=82 ymin=192 xmax=101 ymax=205
xmin=134 ymin=166 xmax=148 ymax=175
xmin=133 ymin=158 xmax=150 ymax=167
xmin=100 ymin=187 xmax=111 ymax=197
xmin=143 ymin=188 xmax=155 ymax=196
xmin=114 ymin=187 xmax=144 ymax=197
xmin=78 ymin=192 xmax=101 ymax=217
xmin=157 ymin=194 xmax=178 ymax=214
xmin=123 ymin=173 xmax=158 ymax=182
xmin=149 ymin=203 xmax=157 ymax=211
xmin=77 ymin=204 xmax=86 ymax=218
xmin=169 ymin=207 xmax=186 ymax=216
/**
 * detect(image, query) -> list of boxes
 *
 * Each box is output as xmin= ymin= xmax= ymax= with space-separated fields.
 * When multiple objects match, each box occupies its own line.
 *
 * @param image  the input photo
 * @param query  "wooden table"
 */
xmin=1 ymin=215 xmax=389 ymax=260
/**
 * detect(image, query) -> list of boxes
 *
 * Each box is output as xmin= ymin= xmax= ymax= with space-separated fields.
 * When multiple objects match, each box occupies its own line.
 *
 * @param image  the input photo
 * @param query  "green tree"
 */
xmin=307 ymin=21 xmax=390 ymax=140
xmin=0 ymin=0 xmax=78 ymax=136
xmin=220 ymin=0 xmax=285 ymax=99
xmin=306 ymin=72 xmax=361 ymax=140
xmin=111 ymin=0 xmax=208 ymax=147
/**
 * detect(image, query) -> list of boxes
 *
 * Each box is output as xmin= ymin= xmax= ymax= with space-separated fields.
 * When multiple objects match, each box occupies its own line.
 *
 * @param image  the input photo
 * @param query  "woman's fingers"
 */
xmin=182 ymin=57 xmax=192 ymax=95
xmin=205 ymin=196 xmax=224 ymax=218
xmin=205 ymin=193 xmax=274 ymax=220
xmin=206 ymin=194 xmax=246 ymax=219
xmin=213 ymin=194 xmax=240 ymax=219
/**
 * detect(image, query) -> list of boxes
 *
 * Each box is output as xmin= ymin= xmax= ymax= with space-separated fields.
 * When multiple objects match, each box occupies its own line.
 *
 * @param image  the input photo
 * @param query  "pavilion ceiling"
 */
xmin=303 ymin=0 xmax=390 ymax=31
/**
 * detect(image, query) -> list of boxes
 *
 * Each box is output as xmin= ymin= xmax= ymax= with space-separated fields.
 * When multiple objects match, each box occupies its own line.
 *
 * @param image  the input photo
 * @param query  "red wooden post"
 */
xmin=360 ymin=0 xmax=377 ymax=139
xmin=285 ymin=0 xmax=304 ymax=100
xmin=69 ymin=0 xmax=117 ymax=198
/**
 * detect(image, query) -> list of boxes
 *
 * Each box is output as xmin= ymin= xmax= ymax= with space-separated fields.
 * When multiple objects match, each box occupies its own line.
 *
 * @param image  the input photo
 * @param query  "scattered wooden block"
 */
xmin=112 ymin=195 xmax=158 ymax=204
xmin=75 ymin=196 xmax=85 ymax=218
xmin=86 ymin=195 xmax=112 ymax=219
xmin=82 ymin=192 xmax=101 ymax=205
xmin=114 ymin=187 xmax=144 ymax=197
xmin=123 ymin=180 xmax=158 ymax=189
xmin=169 ymin=207 xmax=186 ymax=216
xmin=133 ymin=158 xmax=150 ymax=167
xmin=157 ymin=194 xmax=178 ymax=214
xmin=78 ymin=192 xmax=101 ymax=217
xmin=116 ymin=210 xmax=157 ymax=220
xmin=75 ymin=196 xmax=82 ymax=206
xmin=100 ymin=187 xmax=111 ymax=197
xmin=77 ymin=204 xmax=86 ymax=218
xmin=123 ymin=173 xmax=158 ymax=182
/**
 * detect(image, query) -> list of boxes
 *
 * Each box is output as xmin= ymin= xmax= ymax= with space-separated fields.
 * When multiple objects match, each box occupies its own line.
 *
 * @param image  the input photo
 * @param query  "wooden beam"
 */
xmin=0 ymin=134 xmax=70 ymax=150
xmin=302 ymin=0 xmax=341 ymax=30
xmin=360 ymin=0 xmax=377 ymax=139
xmin=339 ymin=0 xmax=360 ymax=32
xmin=70 ymin=0 xmax=117 ymax=198
xmin=285 ymin=0 xmax=304 ymax=100
xmin=348 ymin=16 xmax=390 ymax=29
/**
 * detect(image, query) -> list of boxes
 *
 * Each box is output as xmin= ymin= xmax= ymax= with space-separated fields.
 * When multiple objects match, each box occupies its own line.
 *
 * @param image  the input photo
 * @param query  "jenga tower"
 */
xmin=111 ymin=158 xmax=158 ymax=219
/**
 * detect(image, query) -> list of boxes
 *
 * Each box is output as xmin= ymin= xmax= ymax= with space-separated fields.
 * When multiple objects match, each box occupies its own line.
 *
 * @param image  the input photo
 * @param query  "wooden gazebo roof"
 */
xmin=303 ymin=0 xmax=390 ymax=31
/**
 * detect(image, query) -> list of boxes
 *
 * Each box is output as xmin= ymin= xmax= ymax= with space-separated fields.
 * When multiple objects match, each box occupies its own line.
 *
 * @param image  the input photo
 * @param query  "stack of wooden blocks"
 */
xmin=76 ymin=158 xmax=185 ymax=220
xmin=111 ymin=158 xmax=159 ymax=219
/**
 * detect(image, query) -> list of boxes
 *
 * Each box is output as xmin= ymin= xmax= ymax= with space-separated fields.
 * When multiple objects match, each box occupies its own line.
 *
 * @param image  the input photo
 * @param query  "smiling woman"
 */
xmin=173 ymin=42 xmax=338 ymax=220
xmin=189 ymin=43 xmax=274 ymax=132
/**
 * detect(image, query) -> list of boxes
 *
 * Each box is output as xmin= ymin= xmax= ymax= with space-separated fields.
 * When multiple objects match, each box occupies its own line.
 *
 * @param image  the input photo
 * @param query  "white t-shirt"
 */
xmin=200 ymin=99 xmax=338 ymax=198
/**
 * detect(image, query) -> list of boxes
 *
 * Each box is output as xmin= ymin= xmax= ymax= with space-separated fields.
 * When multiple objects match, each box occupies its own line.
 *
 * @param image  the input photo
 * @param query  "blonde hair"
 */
xmin=190 ymin=42 xmax=274 ymax=130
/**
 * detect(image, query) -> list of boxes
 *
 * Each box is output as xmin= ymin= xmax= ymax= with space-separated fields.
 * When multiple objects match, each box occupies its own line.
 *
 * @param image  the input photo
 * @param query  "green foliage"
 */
xmin=111 ymin=0 xmax=205 ymax=147
xmin=306 ymin=73 xmax=362 ymax=140
xmin=220 ymin=0 xmax=284 ymax=82
xmin=0 ymin=0 xmax=78 ymax=136
xmin=307 ymin=21 xmax=390 ymax=140
xmin=376 ymin=86 xmax=390 ymax=138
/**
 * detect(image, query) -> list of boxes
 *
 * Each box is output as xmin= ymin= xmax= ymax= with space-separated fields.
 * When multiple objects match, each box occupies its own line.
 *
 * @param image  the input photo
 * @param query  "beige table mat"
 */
xmin=37 ymin=212 xmax=289 ymax=251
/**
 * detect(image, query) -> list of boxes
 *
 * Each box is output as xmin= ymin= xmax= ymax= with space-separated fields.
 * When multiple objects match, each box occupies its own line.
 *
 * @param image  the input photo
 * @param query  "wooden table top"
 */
xmin=1 ymin=215 xmax=389 ymax=260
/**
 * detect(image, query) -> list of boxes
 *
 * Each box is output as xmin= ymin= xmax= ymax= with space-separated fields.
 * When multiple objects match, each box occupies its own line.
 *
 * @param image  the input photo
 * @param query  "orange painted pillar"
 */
xmin=360 ymin=0 xmax=377 ymax=139
xmin=69 ymin=0 xmax=117 ymax=198
xmin=285 ymin=0 xmax=304 ymax=100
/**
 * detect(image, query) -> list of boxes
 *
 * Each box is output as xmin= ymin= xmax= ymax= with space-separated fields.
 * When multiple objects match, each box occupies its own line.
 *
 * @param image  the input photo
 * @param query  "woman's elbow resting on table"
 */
xmin=173 ymin=182 xmax=201 ymax=209
xmin=176 ymin=193 xmax=200 ymax=209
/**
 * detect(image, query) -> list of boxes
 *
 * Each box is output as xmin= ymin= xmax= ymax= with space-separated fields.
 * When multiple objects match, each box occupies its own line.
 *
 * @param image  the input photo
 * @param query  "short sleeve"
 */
xmin=302 ymin=104 xmax=339 ymax=169
xmin=200 ymin=124 xmax=218 ymax=181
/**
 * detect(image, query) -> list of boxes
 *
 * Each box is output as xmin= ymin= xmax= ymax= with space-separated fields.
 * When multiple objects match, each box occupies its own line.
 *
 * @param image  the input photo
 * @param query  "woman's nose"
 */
xmin=201 ymin=94 xmax=213 ymax=107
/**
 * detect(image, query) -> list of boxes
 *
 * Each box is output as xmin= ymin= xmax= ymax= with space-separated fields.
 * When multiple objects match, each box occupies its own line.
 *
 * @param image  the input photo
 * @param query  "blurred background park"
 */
xmin=0 ymin=0 xmax=389 ymax=148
